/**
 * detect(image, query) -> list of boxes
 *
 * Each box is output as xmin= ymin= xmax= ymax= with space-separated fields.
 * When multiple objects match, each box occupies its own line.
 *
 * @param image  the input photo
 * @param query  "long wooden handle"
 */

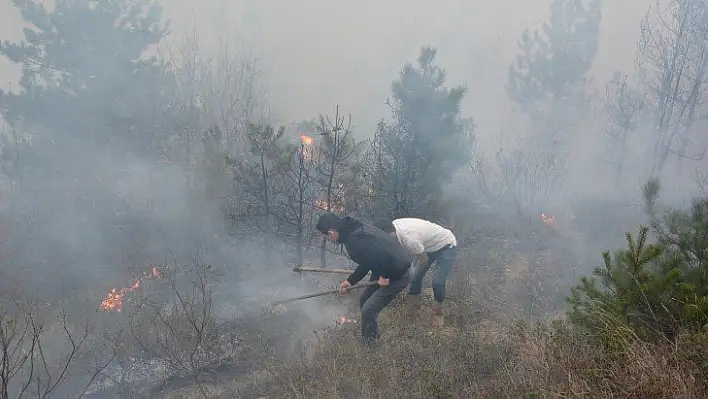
xmin=292 ymin=266 xmax=353 ymax=274
xmin=271 ymin=281 xmax=377 ymax=305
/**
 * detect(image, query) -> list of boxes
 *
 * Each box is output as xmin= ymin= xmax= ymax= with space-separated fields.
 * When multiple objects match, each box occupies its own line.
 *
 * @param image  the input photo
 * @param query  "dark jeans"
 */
xmin=358 ymin=272 xmax=411 ymax=344
xmin=408 ymin=245 xmax=457 ymax=302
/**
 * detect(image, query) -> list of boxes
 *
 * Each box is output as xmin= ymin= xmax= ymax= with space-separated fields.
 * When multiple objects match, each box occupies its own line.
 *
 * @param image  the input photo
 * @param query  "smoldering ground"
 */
xmin=0 ymin=120 xmax=354 ymax=397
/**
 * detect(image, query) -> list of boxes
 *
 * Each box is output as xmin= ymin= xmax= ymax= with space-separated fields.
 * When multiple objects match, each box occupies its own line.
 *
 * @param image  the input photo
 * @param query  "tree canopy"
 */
xmin=371 ymin=46 xmax=473 ymax=220
xmin=0 ymin=0 xmax=180 ymax=153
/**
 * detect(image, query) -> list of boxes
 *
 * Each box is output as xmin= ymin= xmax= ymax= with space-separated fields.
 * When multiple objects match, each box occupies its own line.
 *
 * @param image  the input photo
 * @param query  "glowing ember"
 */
xmin=336 ymin=315 xmax=357 ymax=325
xmin=540 ymin=213 xmax=556 ymax=231
xmin=100 ymin=267 xmax=163 ymax=312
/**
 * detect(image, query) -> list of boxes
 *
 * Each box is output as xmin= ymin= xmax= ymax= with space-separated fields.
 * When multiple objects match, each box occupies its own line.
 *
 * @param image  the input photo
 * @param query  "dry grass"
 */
xmin=162 ymin=274 xmax=708 ymax=399
xmin=157 ymin=238 xmax=708 ymax=399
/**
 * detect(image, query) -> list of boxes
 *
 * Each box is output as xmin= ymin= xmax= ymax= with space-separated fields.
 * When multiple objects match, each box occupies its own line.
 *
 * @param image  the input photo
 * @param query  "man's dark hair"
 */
xmin=316 ymin=213 xmax=342 ymax=234
xmin=373 ymin=218 xmax=395 ymax=233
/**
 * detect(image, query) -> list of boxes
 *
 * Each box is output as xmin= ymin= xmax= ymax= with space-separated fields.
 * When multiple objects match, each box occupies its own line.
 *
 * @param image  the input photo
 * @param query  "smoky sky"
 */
xmin=0 ymin=0 xmax=697 ymax=302
xmin=0 ymin=0 xmax=648 ymax=143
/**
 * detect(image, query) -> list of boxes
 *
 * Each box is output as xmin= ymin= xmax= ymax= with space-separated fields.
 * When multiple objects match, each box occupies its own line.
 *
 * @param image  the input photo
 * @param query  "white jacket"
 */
xmin=392 ymin=218 xmax=456 ymax=255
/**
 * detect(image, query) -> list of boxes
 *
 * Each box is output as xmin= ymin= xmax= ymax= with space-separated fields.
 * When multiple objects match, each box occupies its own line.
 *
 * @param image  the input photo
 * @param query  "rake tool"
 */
xmin=270 ymin=281 xmax=377 ymax=306
xmin=292 ymin=265 xmax=353 ymax=274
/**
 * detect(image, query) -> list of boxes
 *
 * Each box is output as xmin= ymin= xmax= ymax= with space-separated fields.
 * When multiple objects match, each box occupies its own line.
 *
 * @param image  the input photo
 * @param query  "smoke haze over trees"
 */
xmin=0 ymin=0 xmax=708 ymax=397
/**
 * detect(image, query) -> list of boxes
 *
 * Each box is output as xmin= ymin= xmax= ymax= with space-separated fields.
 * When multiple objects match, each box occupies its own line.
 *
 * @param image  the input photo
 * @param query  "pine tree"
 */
xmin=569 ymin=178 xmax=708 ymax=342
xmin=496 ymin=0 xmax=600 ymax=216
xmin=373 ymin=46 xmax=473 ymax=219
xmin=507 ymin=0 xmax=601 ymax=119
xmin=0 ymin=0 xmax=178 ymax=153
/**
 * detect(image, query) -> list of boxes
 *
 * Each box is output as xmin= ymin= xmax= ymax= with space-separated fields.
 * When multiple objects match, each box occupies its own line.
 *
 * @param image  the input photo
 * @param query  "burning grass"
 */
xmin=99 ymin=267 xmax=163 ymax=312
xmin=94 ymin=221 xmax=708 ymax=398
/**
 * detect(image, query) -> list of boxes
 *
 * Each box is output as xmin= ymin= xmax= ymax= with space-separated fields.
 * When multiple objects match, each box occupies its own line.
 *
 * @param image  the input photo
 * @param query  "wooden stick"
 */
xmin=271 ymin=281 xmax=377 ymax=305
xmin=292 ymin=266 xmax=353 ymax=274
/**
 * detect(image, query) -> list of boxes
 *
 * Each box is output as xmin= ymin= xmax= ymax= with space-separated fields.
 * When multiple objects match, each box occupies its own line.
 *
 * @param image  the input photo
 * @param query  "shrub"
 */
xmin=568 ymin=177 xmax=708 ymax=342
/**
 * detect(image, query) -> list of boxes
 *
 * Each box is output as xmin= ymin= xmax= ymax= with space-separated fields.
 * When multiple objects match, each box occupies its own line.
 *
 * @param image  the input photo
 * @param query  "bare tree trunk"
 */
xmin=260 ymin=153 xmax=271 ymax=265
xmin=616 ymin=127 xmax=628 ymax=183
xmin=320 ymin=128 xmax=338 ymax=268
xmin=297 ymin=145 xmax=305 ymax=266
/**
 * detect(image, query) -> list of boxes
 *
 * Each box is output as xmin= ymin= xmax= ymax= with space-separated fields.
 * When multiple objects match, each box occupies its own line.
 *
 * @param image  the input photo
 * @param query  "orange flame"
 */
xmin=100 ymin=267 xmax=163 ymax=312
xmin=300 ymin=135 xmax=313 ymax=145
xmin=298 ymin=134 xmax=314 ymax=162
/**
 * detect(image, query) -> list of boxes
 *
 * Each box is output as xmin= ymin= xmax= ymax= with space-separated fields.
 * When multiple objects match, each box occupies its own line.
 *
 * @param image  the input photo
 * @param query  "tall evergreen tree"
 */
xmin=372 ymin=46 xmax=473 ymax=220
xmin=0 ymin=0 xmax=180 ymax=154
xmin=495 ymin=0 xmax=601 ymax=216
xmin=507 ymin=0 xmax=601 ymax=119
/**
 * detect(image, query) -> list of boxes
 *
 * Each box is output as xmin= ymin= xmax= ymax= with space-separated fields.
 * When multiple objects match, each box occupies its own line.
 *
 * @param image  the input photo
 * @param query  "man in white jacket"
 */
xmin=377 ymin=218 xmax=457 ymax=326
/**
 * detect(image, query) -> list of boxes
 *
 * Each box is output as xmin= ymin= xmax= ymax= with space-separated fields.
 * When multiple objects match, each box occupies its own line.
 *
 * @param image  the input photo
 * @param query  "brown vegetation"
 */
xmin=158 ymin=239 xmax=708 ymax=399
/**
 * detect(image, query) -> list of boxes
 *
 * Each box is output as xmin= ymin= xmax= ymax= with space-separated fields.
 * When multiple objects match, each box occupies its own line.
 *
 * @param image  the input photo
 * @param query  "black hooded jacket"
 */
xmin=330 ymin=216 xmax=412 ymax=285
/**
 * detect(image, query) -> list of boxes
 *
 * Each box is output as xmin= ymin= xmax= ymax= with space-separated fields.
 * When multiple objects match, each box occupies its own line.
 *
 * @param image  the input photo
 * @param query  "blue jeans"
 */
xmin=358 ymin=272 xmax=410 ymax=344
xmin=408 ymin=245 xmax=457 ymax=302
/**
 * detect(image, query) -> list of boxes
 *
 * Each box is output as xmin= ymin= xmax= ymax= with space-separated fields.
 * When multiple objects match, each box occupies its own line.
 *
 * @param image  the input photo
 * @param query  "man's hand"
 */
xmin=339 ymin=280 xmax=351 ymax=294
xmin=377 ymin=276 xmax=390 ymax=287
xmin=418 ymin=253 xmax=428 ymax=266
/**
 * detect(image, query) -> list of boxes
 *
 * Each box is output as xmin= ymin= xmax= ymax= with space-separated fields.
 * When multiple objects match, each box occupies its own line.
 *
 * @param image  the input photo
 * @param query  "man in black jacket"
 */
xmin=316 ymin=213 xmax=412 ymax=344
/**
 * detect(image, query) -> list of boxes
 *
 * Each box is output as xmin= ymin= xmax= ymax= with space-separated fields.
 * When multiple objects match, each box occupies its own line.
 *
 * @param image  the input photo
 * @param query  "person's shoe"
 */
xmin=432 ymin=302 xmax=444 ymax=327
